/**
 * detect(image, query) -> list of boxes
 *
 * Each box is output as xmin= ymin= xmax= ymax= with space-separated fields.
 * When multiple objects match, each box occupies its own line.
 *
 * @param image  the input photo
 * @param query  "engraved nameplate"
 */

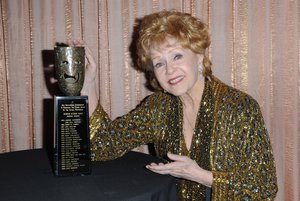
xmin=54 ymin=96 xmax=91 ymax=176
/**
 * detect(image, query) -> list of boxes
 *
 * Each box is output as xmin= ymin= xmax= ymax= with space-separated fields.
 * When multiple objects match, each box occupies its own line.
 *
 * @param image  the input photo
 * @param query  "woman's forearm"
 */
xmin=81 ymin=80 xmax=99 ymax=117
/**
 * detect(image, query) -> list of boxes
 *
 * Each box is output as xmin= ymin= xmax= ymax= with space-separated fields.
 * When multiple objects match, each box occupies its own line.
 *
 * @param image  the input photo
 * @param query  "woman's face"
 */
xmin=150 ymin=37 xmax=203 ymax=97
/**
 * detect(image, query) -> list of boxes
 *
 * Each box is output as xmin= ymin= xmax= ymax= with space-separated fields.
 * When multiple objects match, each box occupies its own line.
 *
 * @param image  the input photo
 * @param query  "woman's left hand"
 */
xmin=146 ymin=152 xmax=213 ymax=187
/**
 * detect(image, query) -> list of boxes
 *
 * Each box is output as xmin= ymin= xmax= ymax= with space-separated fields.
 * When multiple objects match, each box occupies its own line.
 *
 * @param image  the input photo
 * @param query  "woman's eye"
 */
xmin=154 ymin=62 xmax=164 ymax=68
xmin=174 ymin=54 xmax=183 ymax=60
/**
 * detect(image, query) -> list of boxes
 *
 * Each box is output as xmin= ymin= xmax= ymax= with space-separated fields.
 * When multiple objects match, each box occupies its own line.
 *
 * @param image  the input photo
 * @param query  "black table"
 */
xmin=0 ymin=149 xmax=178 ymax=201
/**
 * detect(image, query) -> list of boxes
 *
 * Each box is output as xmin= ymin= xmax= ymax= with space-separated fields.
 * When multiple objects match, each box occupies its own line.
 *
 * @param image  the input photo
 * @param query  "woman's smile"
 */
xmin=168 ymin=75 xmax=184 ymax=85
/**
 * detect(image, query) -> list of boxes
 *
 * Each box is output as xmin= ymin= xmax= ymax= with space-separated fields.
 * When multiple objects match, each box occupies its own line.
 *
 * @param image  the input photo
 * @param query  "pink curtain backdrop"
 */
xmin=0 ymin=0 xmax=299 ymax=200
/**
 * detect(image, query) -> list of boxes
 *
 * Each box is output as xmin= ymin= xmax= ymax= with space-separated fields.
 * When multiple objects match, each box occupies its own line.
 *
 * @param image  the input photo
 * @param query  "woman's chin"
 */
xmin=166 ymin=89 xmax=186 ymax=97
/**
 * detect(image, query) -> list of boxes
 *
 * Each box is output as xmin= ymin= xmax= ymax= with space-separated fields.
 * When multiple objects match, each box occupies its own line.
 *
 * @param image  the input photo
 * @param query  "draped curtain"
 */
xmin=0 ymin=0 xmax=299 ymax=200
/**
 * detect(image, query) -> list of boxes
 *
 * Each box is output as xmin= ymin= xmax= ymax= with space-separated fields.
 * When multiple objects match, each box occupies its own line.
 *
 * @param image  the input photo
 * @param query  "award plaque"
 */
xmin=54 ymin=46 xmax=91 ymax=176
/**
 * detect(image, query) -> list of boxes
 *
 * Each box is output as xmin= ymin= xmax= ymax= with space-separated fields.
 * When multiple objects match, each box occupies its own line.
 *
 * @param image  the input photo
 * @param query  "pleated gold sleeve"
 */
xmin=89 ymin=103 xmax=107 ymax=141
xmin=89 ymin=93 xmax=163 ymax=162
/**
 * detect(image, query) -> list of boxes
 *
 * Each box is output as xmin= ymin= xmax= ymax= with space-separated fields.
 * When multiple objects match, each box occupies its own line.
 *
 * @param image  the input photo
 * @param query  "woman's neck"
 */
xmin=179 ymin=78 xmax=205 ymax=110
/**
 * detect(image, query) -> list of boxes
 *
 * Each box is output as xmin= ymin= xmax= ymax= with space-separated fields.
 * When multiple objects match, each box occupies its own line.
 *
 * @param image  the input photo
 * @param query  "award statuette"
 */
xmin=54 ymin=46 xmax=91 ymax=176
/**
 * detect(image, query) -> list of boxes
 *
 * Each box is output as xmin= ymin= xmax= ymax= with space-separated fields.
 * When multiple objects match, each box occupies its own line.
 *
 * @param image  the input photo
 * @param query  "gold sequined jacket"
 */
xmin=90 ymin=76 xmax=278 ymax=200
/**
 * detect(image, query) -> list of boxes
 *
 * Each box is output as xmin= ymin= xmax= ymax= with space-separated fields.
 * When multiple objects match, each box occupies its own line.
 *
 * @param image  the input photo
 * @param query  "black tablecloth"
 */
xmin=0 ymin=149 xmax=178 ymax=201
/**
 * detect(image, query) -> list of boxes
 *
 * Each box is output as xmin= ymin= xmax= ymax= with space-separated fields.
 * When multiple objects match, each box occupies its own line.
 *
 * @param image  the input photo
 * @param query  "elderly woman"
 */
xmin=69 ymin=10 xmax=278 ymax=201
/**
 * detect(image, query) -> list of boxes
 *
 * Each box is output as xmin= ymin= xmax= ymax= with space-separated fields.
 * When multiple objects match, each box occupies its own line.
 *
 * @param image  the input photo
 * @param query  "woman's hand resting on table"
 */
xmin=67 ymin=39 xmax=99 ymax=115
xmin=146 ymin=152 xmax=213 ymax=187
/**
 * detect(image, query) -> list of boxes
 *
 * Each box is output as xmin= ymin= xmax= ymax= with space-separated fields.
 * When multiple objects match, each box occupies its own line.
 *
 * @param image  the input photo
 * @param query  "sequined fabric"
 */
xmin=89 ymin=76 xmax=278 ymax=200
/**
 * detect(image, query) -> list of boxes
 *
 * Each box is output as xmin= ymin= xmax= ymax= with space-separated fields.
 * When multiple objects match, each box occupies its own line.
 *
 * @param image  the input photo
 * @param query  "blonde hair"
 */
xmin=137 ymin=10 xmax=212 ymax=90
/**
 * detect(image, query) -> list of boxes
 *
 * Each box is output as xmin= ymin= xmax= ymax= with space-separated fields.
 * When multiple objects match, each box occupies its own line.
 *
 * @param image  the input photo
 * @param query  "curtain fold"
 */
xmin=0 ymin=0 xmax=299 ymax=200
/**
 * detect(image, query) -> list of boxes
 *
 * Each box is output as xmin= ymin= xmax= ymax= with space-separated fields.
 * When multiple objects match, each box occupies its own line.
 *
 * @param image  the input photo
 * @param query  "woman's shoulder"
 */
xmin=138 ymin=90 xmax=177 ymax=108
xmin=210 ymin=75 xmax=259 ymax=109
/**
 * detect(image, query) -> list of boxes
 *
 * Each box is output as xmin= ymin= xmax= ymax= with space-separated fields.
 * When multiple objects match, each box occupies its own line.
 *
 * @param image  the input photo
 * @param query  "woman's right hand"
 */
xmin=67 ymin=39 xmax=97 ymax=95
xmin=67 ymin=39 xmax=99 ymax=115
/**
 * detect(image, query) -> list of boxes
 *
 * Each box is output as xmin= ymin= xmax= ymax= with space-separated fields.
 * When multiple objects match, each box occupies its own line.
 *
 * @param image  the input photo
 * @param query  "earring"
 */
xmin=198 ymin=63 xmax=204 ymax=74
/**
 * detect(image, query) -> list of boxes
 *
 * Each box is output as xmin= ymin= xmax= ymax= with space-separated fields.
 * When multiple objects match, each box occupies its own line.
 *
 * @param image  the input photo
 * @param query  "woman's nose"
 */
xmin=165 ymin=63 xmax=175 ymax=75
